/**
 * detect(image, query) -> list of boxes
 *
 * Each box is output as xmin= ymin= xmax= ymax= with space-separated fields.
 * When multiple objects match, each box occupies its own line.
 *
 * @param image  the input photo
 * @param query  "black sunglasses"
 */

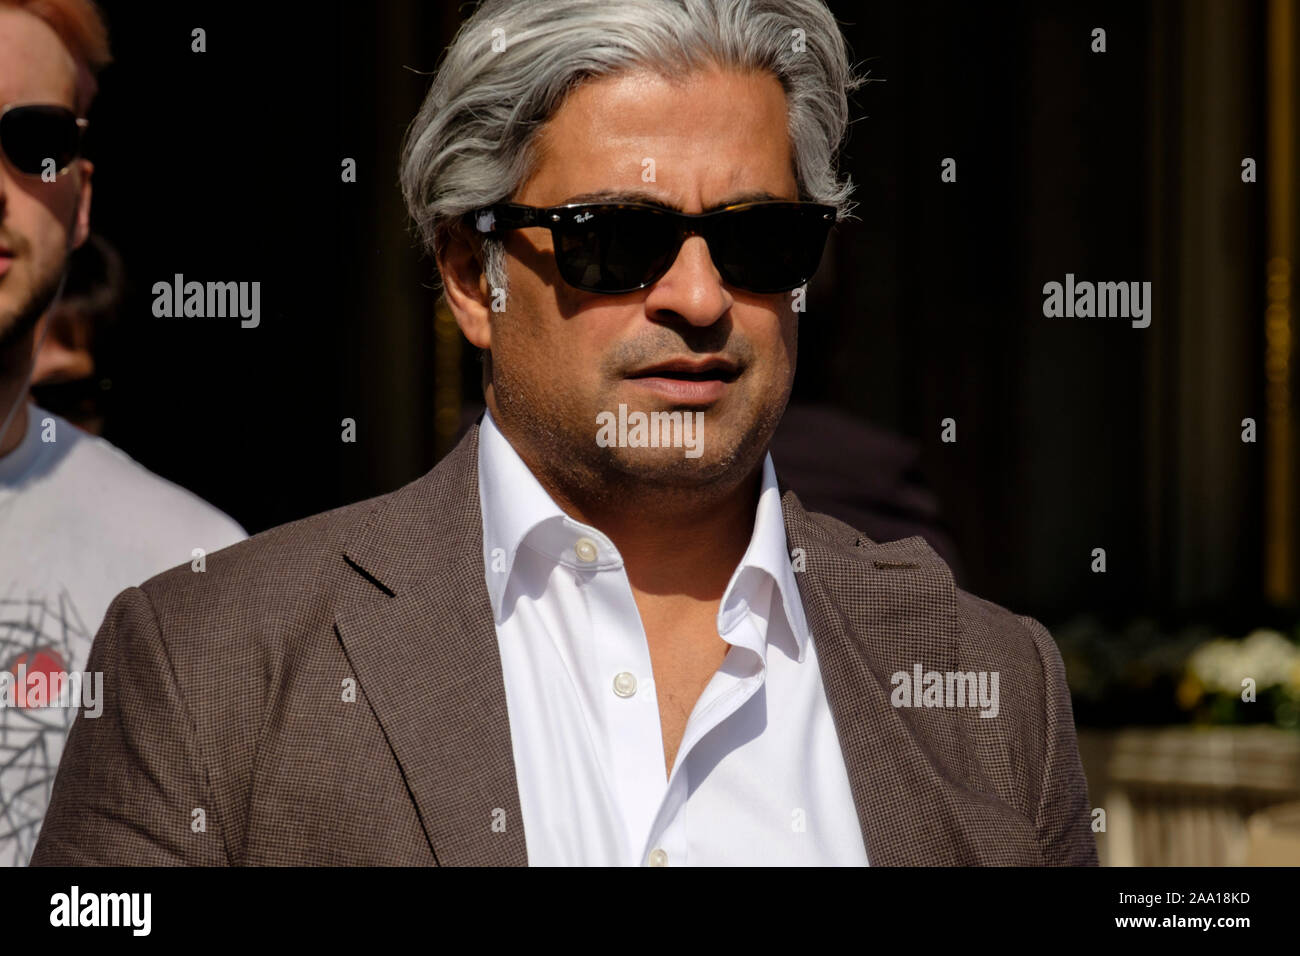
xmin=467 ymin=199 xmax=837 ymax=294
xmin=0 ymin=103 xmax=88 ymax=177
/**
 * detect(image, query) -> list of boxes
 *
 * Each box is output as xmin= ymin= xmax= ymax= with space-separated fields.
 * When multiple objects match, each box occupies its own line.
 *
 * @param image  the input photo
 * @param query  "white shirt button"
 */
xmin=612 ymin=671 xmax=637 ymax=698
xmin=647 ymin=848 xmax=668 ymax=866
xmin=574 ymin=537 xmax=598 ymax=563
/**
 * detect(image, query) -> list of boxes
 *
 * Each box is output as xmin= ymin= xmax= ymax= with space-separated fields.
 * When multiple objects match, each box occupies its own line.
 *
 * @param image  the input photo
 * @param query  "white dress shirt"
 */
xmin=478 ymin=409 xmax=868 ymax=866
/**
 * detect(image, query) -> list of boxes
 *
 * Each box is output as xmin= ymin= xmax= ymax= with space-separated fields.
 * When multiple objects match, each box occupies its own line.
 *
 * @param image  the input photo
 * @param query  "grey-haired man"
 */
xmin=34 ymin=0 xmax=1096 ymax=866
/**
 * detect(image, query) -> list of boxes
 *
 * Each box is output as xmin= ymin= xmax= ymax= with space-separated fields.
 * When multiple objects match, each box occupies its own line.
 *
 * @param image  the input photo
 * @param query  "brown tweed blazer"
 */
xmin=31 ymin=422 xmax=1097 ymax=866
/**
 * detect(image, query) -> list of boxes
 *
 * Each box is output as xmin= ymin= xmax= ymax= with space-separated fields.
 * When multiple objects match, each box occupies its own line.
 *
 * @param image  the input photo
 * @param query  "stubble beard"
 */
xmin=490 ymin=355 xmax=787 ymax=519
xmin=0 ymin=263 xmax=63 ymax=376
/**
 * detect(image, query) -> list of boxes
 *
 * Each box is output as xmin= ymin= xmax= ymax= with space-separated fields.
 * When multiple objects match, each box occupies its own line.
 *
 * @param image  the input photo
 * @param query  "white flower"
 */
xmin=1188 ymin=630 xmax=1300 ymax=693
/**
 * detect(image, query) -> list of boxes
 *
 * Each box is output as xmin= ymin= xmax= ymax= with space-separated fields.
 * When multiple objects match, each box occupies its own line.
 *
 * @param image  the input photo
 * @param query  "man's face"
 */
xmin=0 ymin=7 xmax=92 ymax=354
xmin=477 ymin=65 xmax=801 ymax=501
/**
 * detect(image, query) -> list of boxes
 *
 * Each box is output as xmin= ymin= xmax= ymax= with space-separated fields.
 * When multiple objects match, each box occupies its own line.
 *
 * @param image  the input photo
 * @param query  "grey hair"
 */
xmin=400 ymin=0 xmax=867 ymax=297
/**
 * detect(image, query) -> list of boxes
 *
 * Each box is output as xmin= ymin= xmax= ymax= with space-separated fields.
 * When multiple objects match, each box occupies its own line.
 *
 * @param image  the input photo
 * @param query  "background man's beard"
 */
xmin=0 ymin=266 xmax=63 ymax=372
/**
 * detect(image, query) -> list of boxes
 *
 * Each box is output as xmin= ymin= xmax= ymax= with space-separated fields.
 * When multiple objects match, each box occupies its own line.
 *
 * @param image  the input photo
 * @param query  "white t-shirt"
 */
xmin=0 ymin=403 xmax=246 ymax=866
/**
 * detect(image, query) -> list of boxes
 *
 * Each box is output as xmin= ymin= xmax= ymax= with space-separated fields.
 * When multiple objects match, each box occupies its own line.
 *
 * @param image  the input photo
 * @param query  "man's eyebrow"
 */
xmin=558 ymin=189 xmax=791 ymax=211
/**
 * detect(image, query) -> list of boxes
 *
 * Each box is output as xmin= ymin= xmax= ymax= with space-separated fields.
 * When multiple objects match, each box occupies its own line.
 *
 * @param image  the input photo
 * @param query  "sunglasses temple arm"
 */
xmin=471 ymin=203 xmax=545 ymax=234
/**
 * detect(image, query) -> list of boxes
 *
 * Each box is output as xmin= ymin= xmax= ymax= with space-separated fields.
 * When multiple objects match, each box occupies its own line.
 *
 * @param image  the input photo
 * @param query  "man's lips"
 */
xmin=625 ymin=376 xmax=730 ymax=404
xmin=623 ymin=357 xmax=741 ymax=405
xmin=625 ymin=357 xmax=740 ymax=380
xmin=0 ymin=253 xmax=12 ymax=278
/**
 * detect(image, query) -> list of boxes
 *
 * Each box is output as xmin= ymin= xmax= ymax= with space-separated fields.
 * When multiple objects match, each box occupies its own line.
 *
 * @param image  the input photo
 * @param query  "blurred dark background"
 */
xmin=70 ymin=1 xmax=1291 ymax=650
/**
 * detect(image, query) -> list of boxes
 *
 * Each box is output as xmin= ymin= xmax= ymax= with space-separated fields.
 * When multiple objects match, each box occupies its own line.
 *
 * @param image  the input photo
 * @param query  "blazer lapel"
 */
xmin=781 ymin=486 xmax=1021 ymax=865
xmin=335 ymin=423 xmax=528 ymax=866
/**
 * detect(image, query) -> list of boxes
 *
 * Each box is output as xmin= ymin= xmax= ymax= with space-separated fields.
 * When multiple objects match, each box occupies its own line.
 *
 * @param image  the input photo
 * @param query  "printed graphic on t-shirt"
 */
xmin=0 ymin=585 xmax=94 ymax=867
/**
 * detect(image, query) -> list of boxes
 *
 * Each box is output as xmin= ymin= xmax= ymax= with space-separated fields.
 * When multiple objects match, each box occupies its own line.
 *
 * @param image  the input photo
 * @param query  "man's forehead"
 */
xmin=560 ymin=187 xmax=794 ymax=212
xmin=0 ymin=7 xmax=79 ymax=109
xmin=527 ymin=66 xmax=796 ymax=206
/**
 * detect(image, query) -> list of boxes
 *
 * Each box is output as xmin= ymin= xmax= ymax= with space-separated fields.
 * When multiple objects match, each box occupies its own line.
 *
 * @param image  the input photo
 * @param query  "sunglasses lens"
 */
xmin=709 ymin=203 xmax=834 ymax=293
xmin=1 ymin=106 xmax=79 ymax=175
xmin=543 ymin=201 xmax=835 ymax=294
xmin=554 ymin=207 xmax=679 ymax=293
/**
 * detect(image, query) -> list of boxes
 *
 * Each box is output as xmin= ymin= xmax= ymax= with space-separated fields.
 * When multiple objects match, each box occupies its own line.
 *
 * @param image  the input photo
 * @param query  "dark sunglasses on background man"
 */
xmin=467 ymin=199 xmax=837 ymax=294
xmin=0 ymin=103 xmax=88 ymax=177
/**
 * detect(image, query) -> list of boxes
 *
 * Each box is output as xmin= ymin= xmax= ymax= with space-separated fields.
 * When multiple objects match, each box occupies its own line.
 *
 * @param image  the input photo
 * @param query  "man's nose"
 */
xmin=643 ymin=235 xmax=733 ymax=326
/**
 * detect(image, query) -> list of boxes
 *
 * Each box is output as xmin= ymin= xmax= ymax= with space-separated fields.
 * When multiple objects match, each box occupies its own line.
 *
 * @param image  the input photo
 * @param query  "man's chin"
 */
xmin=0 ymin=277 xmax=59 ymax=358
xmin=0 ymin=304 xmax=36 ymax=358
xmin=592 ymin=427 xmax=762 ymax=491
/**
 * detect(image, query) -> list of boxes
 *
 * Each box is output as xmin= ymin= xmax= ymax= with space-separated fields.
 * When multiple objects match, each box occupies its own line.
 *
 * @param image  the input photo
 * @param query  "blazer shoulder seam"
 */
xmin=136 ymin=583 xmax=234 ymax=865
xmin=1016 ymin=612 xmax=1063 ymax=864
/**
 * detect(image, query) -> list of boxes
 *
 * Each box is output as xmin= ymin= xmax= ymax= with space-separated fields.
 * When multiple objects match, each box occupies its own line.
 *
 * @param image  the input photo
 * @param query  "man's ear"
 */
xmin=437 ymin=222 xmax=494 ymax=350
xmin=70 ymin=158 xmax=93 ymax=250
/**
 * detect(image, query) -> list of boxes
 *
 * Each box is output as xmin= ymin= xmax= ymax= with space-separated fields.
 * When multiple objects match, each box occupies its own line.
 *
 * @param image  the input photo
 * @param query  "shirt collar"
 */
xmin=476 ymin=408 xmax=811 ymax=659
xmin=717 ymin=451 xmax=812 ymax=661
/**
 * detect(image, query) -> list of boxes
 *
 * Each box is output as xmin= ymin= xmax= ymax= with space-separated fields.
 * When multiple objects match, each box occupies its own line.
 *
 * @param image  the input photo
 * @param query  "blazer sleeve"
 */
xmin=1019 ymin=614 xmax=1100 ymax=866
xmin=30 ymin=586 xmax=229 ymax=866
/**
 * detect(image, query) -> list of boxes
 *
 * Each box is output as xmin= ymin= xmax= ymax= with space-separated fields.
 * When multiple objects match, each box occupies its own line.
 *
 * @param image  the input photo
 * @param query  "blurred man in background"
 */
xmin=0 ymin=0 xmax=245 ymax=866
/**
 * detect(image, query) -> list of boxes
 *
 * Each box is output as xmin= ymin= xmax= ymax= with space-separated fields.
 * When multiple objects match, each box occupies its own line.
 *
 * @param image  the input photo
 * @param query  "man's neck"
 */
xmin=574 ymin=464 xmax=761 ymax=602
xmin=0 ymin=321 xmax=40 ymax=458
xmin=0 ymin=349 xmax=34 ymax=459
xmin=0 ymin=394 xmax=28 ymax=458
xmin=488 ymin=410 xmax=763 ymax=604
